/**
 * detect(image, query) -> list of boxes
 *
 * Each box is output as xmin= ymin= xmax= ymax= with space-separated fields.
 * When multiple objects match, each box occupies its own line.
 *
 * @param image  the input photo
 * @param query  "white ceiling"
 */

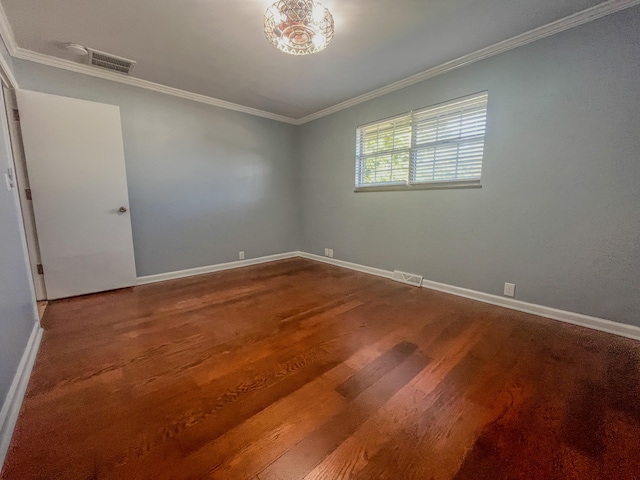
xmin=1 ymin=0 xmax=607 ymax=119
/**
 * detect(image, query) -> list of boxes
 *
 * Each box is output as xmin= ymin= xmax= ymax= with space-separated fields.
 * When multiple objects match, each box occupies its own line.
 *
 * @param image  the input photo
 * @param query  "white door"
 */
xmin=16 ymin=89 xmax=136 ymax=299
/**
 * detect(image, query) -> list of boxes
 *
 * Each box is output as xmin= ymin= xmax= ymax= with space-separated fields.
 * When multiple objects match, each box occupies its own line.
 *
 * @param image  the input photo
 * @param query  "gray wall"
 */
xmin=5 ymin=7 xmax=640 ymax=331
xmin=0 ymin=4 xmax=635 ymax=450
xmin=298 ymin=7 xmax=640 ymax=326
xmin=13 ymin=60 xmax=300 ymax=276
xmin=0 ymin=84 xmax=37 ymax=406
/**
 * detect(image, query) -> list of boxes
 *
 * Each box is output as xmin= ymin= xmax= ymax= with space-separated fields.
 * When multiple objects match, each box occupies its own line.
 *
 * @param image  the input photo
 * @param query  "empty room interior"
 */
xmin=1 ymin=0 xmax=639 ymax=478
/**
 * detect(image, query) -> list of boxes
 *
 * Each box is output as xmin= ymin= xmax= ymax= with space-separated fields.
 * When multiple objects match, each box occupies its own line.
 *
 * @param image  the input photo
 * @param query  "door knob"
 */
xmin=119 ymin=206 xmax=128 ymax=213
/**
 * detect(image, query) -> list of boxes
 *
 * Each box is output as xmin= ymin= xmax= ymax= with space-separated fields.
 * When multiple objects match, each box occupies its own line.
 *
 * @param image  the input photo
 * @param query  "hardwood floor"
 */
xmin=36 ymin=300 xmax=47 ymax=320
xmin=2 ymin=258 xmax=639 ymax=479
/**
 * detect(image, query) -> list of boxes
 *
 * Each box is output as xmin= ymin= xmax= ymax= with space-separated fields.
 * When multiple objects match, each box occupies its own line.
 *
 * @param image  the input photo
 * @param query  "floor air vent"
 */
xmin=392 ymin=270 xmax=423 ymax=287
xmin=86 ymin=48 xmax=136 ymax=75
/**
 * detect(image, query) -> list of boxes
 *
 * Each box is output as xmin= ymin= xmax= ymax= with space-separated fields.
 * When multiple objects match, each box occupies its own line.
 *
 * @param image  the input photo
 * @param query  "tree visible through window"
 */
xmin=355 ymin=92 xmax=488 ymax=190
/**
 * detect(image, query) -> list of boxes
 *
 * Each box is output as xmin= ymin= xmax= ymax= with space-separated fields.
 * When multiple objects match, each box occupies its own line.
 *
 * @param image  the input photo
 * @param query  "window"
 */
xmin=355 ymin=92 xmax=488 ymax=190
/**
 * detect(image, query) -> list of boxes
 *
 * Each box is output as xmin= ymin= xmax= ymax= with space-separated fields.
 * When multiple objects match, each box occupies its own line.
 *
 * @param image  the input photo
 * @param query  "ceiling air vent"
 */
xmin=392 ymin=270 xmax=423 ymax=287
xmin=86 ymin=48 xmax=136 ymax=75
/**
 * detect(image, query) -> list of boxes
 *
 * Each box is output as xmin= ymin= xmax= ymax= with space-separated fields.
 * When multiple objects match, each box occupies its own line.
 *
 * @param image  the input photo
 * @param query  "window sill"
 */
xmin=354 ymin=180 xmax=482 ymax=192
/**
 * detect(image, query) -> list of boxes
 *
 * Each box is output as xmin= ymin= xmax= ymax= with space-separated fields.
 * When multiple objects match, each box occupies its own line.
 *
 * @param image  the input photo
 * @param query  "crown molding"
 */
xmin=10 ymin=47 xmax=299 ymax=124
xmin=0 ymin=47 xmax=17 ymax=89
xmin=1 ymin=0 xmax=638 ymax=125
xmin=0 ymin=3 xmax=17 ymax=88
xmin=0 ymin=2 xmax=297 ymax=124
xmin=296 ymin=0 xmax=640 ymax=124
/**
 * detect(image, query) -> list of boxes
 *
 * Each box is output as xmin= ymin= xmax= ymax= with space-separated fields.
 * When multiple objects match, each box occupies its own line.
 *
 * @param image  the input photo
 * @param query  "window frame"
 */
xmin=354 ymin=91 xmax=488 ymax=192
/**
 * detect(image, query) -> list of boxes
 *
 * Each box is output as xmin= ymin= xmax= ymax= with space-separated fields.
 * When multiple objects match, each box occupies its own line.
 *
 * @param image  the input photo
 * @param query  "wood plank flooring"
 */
xmin=2 ymin=258 xmax=639 ymax=479
xmin=36 ymin=300 xmax=47 ymax=320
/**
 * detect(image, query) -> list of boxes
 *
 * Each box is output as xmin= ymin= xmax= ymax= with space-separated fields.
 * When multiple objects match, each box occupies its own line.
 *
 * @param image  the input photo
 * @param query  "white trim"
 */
xmin=11 ymin=48 xmax=298 ymax=125
xmin=135 ymin=251 xmax=640 ymax=340
xmin=296 ymin=0 xmax=640 ymax=124
xmin=298 ymin=253 xmax=640 ymax=341
xmin=419 ymin=278 xmax=640 ymax=341
xmin=0 ymin=321 xmax=43 ymax=469
xmin=0 ymin=5 xmax=294 ymax=124
xmin=296 ymin=252 xmax=393 ymax=280
xmin=0 ymin=49 xmax=17 ymax=90
xmin=0 ymin=3 xmax=18 ymax=90
xmin=0 ymin=256 xmax=634 ymax=470
xmin=0 ymin=86 xmax=40 ymax=317
xmin=138 ymin=251 xmax=640 ymax=339
xmin=136 ymin=252 xmax=299 ymax=285
xmin=2 ymin=87 xmax=46 ymax=300
xmin=0 ymin=0 xmax=638 ymax=125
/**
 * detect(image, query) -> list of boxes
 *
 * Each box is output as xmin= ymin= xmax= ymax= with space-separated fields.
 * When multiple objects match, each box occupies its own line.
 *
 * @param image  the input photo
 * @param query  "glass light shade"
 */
xmin=264 ymin=0 xmax=334 ymax=55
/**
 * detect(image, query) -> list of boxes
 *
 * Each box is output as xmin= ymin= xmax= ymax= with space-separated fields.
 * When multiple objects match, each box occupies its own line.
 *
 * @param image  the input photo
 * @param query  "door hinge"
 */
xmin=37 ymin=264 xmax=44 ymax=275
xmin=25 ymin=188 xmax=32 ymax=200
xmin=12 ymin=109 xmax=19 ymax=122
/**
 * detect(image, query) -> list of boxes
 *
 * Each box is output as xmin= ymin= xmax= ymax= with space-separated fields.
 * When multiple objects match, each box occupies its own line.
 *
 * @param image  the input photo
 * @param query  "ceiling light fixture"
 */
xmin=264 ymin=0 xmax=334 ymax=56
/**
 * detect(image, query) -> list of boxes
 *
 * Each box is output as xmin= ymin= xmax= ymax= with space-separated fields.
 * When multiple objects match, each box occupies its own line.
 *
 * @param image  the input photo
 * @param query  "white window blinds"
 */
xmin=355 ymin=92 xmax=488 ymax=189
xmin=355 ymin=113 xmax=412 ymax=186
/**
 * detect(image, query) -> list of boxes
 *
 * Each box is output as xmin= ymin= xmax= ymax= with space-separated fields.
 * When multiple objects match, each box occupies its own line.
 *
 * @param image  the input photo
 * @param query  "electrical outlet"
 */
xmin=504 ymin=282 xmax=516 ymax=297
xmin=328 ymin=249 xmax=334 ymax=258
xmin=324 ymin=248 xmax=329 ymax=257
xmin=239 ymin=251 xmax=245 ymax=260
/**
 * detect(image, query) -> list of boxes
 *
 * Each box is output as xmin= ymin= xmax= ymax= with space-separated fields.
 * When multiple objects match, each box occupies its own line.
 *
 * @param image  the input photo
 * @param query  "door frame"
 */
xmin=2 ymin=87 xmax=46 ymax=300
xmin=0 ymin=58 xmax=41 ymax=321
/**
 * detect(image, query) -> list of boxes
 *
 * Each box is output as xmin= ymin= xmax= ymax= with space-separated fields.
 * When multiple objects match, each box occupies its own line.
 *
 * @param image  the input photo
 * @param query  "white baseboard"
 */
xmin=136 ymin=252 xmax=299 ymax=285
xmin=0 ymin=321 xmax=43 ymax=469
xmin=419 ymin=278 xmax=640 ymax=341
xmin=1 ymin=253 xmax=634 ymax=470
xmin=134 ymin=250 xmax=640 ymax=341
xmin=298 ymin=252 xmax=640 ymax=341
xmin=296 ymin=252 xmax=393 ymax=280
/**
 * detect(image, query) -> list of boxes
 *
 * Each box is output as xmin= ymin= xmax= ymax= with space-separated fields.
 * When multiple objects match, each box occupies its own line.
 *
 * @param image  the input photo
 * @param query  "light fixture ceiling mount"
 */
xmin=64 ymin=43 xmax=89 ymax=56
xmin=264 ymin=0 xmax=334 ymax=56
